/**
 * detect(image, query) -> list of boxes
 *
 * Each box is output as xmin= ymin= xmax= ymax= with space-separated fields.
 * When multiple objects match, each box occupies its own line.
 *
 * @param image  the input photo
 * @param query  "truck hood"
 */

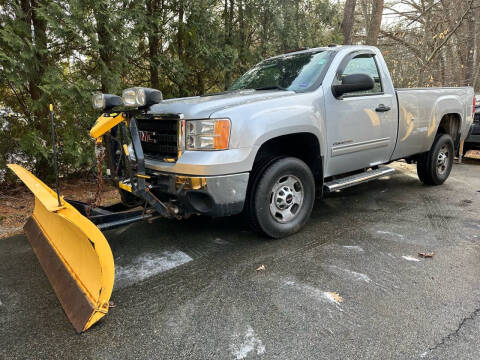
xmin=148 ymin=90 xmax=296 ymax=119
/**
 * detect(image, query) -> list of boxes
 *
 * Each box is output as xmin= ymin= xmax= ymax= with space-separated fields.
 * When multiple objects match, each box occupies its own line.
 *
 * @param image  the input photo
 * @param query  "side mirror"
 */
xmin=332 ymin=73 xmax=374 ymax=98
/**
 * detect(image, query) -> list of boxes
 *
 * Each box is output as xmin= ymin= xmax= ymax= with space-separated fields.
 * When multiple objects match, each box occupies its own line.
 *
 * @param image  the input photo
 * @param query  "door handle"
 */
xmin=375 ymin=104 xmax=391 ymax=112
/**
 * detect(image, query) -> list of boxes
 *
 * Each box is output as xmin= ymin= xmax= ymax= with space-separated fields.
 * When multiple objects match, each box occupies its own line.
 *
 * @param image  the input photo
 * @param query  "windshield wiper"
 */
xmin=254 ymin=85 xmax=287 ymax=91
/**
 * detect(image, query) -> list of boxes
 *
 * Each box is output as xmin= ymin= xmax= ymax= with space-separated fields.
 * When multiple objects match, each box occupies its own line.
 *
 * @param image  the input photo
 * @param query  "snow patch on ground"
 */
xmin=343 ymin=245 xmax=364 ymax=252
xmin=327 ymin=265 xmax=371 ymax=283
xmin=283 ymin=280 xmax=343 ymax=311
xmin=322 ymin=291 xmax=343 ymax=305
xmin=402 ymin=255 xmax=420 ymax=262
xmin=213 ymin=238 xmax=229 ymax=245
xmin=420 ymin=350 xmax=430 ymax=358
xmin=377 ymin=230 xmax=404 ymax=238
xmin=115 ymin=250 xmax=192 ymax=288
xmin=230 ymin=326 xmax=265 ymax=359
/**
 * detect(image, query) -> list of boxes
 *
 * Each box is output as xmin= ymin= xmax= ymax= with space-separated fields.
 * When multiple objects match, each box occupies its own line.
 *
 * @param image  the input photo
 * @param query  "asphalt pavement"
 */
xmin=1 ymin=161 xmax=479 ymax=360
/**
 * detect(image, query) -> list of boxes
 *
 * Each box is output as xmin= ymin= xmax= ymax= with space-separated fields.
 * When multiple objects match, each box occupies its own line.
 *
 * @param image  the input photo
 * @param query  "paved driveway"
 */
xmin=1 ymin=161 xmax=479 ymax=359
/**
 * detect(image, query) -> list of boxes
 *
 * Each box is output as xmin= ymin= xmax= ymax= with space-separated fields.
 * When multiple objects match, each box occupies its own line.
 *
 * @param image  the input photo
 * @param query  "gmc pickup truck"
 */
xmin=92 ymin=45 xmax=475 ymax=238
xmin=7 ymin=45 xmax=475 ymax=332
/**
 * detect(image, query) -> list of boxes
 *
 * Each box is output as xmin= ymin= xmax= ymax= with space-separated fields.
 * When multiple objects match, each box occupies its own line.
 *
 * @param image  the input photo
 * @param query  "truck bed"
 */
xmin=391 ymin=87 xmax=474 ymax=160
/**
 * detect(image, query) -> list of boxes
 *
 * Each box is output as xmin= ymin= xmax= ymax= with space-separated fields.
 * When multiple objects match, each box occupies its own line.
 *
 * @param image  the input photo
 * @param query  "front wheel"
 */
xmin=246 ymin=157 xmax=315 ymax=238
xmin=417 ymin=133 xmax=454 ymax=185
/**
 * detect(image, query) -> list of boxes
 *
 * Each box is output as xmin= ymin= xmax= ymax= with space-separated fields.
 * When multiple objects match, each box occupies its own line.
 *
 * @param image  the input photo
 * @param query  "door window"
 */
xmin=334 ymin=54 xmax=383 ymax=96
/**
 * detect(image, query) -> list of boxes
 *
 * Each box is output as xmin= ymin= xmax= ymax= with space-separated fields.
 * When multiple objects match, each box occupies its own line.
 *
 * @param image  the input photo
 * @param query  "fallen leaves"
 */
xmin=326 ymin=292 xmax=343 ymax=303
xmin=465 ymin=150 xmax=480 ymax=159
xmin=418 ymin=252 xmax=435 ymax=258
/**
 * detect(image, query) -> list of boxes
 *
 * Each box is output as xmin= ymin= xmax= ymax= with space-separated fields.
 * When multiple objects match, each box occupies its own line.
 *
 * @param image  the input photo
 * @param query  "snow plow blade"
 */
xmin=7 ymin=164 xmax=114 ymax=333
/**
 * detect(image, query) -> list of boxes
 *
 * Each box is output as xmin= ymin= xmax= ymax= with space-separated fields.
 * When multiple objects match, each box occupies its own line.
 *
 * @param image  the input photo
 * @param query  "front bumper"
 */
xmin=99 ymin=114 xmax=250 ymax=218
xmin=140 ymin=172 xmax=250 ymax=217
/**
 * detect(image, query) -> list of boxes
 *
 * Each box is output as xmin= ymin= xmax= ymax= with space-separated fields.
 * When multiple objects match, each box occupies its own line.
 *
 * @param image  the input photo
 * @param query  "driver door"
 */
xmin=325 ymin=51 xmax=397 ymax=177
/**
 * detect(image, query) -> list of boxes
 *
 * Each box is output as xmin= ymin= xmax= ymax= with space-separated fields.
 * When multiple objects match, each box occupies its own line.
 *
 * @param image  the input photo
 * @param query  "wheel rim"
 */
xmin=269 ymin=175 xmax=304 ymax=223
xmin=437 ymin=144 xmax=450 ymax=175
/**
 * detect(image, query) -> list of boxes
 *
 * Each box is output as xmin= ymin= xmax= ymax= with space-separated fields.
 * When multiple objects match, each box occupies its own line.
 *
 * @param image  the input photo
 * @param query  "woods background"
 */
xmin=1 ymin=0 xmax=479 ymax=184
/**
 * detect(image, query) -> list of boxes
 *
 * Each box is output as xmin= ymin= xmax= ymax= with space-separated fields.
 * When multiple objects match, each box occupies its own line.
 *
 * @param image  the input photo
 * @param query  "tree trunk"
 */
xmin=177 ymin=0 xmax=185 ymax=58
xmin=365 ymin=0 xmax=384 ymax=45
xmin=93 ymin=2 xmax=115 ymax=93
xmin=260 ymin=3 xmax=270 ymax=58
xmin=29 ymin=0 xmax=47 ymax=104
xmin=464 ymin=9 xmax=475 ymax=86
xmin=224 ymin=0 xmax=234 ymax=89
xmin=341 ymin=0 xmax=357 ymax=44
xmin=147 ymin=0 xmax=161 ymax=89
xmin=473 ymin=5 xmax=480 ymax=90
xmin=238 ymin=0 xmax=246 ymax=69
xmin=29 ymin=0 xmax=51 ymax=178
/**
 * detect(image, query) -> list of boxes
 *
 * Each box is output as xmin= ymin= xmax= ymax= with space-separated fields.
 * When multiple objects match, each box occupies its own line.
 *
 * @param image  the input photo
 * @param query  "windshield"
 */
xmin=228 ymin=50 xmax=331 ymax=92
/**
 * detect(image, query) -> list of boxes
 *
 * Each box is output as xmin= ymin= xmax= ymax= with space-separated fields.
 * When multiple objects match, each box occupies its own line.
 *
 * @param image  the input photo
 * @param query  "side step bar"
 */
xmin=324 ymin=167 xmax=395 ymax=192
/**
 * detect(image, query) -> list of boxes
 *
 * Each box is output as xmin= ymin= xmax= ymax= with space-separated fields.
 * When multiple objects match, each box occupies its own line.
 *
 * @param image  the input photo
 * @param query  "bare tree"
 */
xmin=464 ymin=10 xmax=476 ymax=85
xmin=341 ymin=0 xmax=357 ymax=44
xmin=378 ymin=0 xmax=478 ymax=90
xmin=365 ymin=0 xmax=384 ymax=45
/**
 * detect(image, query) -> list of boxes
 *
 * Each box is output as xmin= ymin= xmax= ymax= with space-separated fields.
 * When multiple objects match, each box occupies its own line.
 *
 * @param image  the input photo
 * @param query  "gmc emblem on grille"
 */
xmin=139 ymin=130 xmax=157 ymax=143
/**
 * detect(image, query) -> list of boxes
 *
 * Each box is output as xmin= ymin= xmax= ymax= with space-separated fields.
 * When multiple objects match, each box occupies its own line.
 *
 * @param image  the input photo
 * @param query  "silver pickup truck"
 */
xmin=92 ymin=45 xmax=475 ymax=238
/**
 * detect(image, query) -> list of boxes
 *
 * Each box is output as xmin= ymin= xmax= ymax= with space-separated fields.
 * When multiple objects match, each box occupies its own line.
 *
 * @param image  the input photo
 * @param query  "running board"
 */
xmin=324 ymin=167 xmax=395 ymax=192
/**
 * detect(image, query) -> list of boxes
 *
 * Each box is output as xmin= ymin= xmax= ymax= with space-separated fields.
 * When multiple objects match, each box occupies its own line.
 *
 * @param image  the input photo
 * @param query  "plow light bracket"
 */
xmin=90 ymin=113 xmax=126 ymax=139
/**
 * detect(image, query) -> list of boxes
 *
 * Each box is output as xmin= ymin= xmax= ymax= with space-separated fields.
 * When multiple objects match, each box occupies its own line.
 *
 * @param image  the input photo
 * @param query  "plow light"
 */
xmin=122 ymin=87 xmax=163 ymax=107
xmin=92 ymin=93 xmax=123 ymax=111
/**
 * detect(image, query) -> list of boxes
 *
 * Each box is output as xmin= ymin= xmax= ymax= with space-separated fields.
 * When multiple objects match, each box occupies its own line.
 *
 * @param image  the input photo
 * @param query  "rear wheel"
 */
xmin=417 ymin=134 xmax=454 ymax=185
xmin=246 ymin=157 xmax=315 ymax=238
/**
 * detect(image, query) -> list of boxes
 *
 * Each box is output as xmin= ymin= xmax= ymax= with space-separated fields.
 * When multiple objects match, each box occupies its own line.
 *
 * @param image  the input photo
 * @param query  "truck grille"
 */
xmin=136 ymin=119 xmax=178 ymax=160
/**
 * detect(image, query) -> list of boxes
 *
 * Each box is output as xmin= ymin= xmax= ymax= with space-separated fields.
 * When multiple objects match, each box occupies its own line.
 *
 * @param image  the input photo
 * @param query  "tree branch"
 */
xmin=424 ymin=0 xmax=474 ymax=64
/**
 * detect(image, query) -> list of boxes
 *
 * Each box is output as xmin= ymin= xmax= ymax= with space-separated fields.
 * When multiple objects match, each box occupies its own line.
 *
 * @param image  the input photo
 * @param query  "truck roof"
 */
xmin=266 ymin=45 xmax=380 ymax=61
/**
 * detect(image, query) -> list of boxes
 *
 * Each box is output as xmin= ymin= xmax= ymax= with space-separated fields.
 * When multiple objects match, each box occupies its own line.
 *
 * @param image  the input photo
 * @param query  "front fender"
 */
xmin=211 ymin=91 xmax=327 ymax=171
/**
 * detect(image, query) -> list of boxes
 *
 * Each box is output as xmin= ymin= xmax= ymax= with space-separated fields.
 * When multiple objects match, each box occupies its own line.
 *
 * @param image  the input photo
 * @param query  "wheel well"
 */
xmin=253 ymin=133 xmax=322 ymax=181
xmin=437 ymin=113 xmax=461 ymax=147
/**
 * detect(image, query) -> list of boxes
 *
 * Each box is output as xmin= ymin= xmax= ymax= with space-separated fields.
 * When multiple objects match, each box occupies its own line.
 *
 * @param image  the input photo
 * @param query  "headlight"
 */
xmin=122 ymin=87 xmax=163 ymax=107
xmin=186 ymin=119 xmax=231 ymax=150
xmin=92 ymin=93 xmax=123 ymax=111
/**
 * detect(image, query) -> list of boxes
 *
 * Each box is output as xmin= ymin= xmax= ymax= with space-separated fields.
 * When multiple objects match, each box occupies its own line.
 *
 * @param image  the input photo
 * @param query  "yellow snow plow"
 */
xmin=9 ymin=98 xmax=179 ymax=332
xmin=7 ymin=164 xmax=114 ymax=332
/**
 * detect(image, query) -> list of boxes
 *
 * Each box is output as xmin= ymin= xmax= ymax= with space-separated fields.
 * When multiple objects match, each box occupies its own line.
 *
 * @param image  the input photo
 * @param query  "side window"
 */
xmin=334 ymin=54 xmax=383 ymax=96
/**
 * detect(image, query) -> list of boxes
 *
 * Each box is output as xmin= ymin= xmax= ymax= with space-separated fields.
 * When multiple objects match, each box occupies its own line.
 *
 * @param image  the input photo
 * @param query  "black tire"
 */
xmin=417 ymin=133 xmax=454 ymax=185
xmin=246 ymin=157 xmax=315 ymax=238
xmin=244 ymin=155 xmax=284 ymax=234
